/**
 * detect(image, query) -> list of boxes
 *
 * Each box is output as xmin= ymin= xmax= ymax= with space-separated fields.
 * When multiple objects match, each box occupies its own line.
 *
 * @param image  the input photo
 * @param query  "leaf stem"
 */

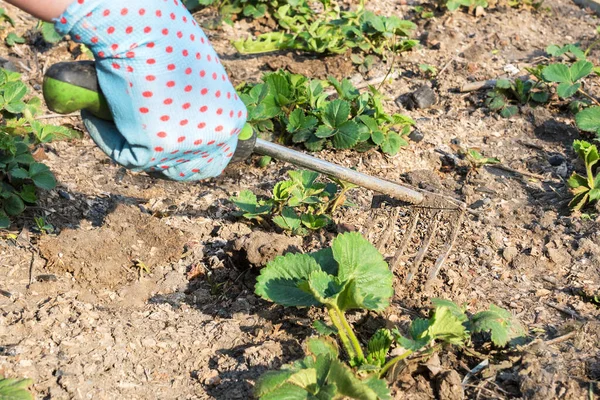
xmin=578 ymin=87 xmax=600 ymax=107
xmin=335 ymin=308 xmax=365 ymax=363
xmin=328 ymin=308 xmax=356 ymax=360
xmin=378 ymin=350 xmax=413 ymax=378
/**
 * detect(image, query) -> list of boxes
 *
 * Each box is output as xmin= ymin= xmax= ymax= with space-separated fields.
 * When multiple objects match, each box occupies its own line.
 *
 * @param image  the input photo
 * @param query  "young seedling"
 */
xmin=486 ymin=78 xmax=548 ymax=118
xmin=567 ymin=140 xmax=600 ymax=211
xmin=419 ymin=63 xmax=437 ymax=78
xmin=254 ymin=232 xmax=525 ymax=398
xmin=230 ymin=170 xmax=354 ymax=235
xmin=34 ymin=216 xmax=54 ymax=234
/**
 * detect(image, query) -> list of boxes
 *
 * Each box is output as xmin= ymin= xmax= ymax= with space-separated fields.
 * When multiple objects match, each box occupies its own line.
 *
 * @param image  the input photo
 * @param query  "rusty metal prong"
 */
xmin=406 ymin=211 xmax=440 ymax=284
xmin=390 ymin=210 xmax=420 ymax=273
xmin=376 ymin=207 xmax=399 ymax=253
xmin=425 ymin=206 xmax=466 ymax=288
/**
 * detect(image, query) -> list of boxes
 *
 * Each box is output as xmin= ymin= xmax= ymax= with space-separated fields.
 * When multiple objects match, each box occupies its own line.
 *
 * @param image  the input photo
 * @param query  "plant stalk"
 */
xmin=578 ymin=87 xmax=600 ymax=107
xmin=335 ymin=308 xmax=365 ymax=363
xmin=328 ymin=308 xmax=356 ymax=360
xmin=378 ymin=350 xmax=413 ymax=379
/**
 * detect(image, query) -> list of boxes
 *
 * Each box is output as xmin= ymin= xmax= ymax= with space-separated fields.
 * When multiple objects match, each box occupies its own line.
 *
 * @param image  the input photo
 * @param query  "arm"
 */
xmin=3 ymin=0 xmax=75 ymax=21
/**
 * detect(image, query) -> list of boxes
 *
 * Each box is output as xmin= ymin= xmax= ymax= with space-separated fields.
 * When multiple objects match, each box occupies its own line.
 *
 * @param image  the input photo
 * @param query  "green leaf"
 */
xmin=28 ymin=163 xmax=56 ymax=190
xmin=331 ymin=121 xmax=360 ymax=149
xmin=254 ymin=370 xmax=298 ymax=398
xmin=366 ymin=329 xmax=393 ymax=367
xmin=363 ymin=376 xmax=391 ymax=400
xmin=243 ymin=3 xmax=267 ymax=18
xmin=287 ymin=368 xmax=318 ymax=392
xmin=288 ymin=170 xmax=320 ymax=189
xmin=255 ymin=253 xmax=322 ymax=307
xmin=313 ymin=320 xmax=338 ymax=336
xmin=568 ymin=173 xmax=589 ymax=189
xmin=542 ymin=63 xmax=572 ymax=84
xmin=531 ymin=91 xmax=549 ymax=103
xmin=230 ymin=189 xmax=271 ymax=218
xmin=469 ymin=304 xmax=525 ymax=346
xmin=331 ymin=232 xmax=393 ymax=311
xmin=570 ymin=60 xmax=593 ymax=82
xmin=18 ymin=185 xmax=37 ymax=203
xmin=569 ymin=191 xmax=589 ymax=211
xmin=573 ymin=140 xmax=599 ymax=167
xmin=5 ymin=32 xmax=25 ymax=47
xmin=301 ymin=213 xmax=330 ymax=230
xmin=430 ymin=299 xmax=468 ymax=322
xmin=273 ymin=207 xmax=302 ymax=231
xmin=288 ymin=108 xmax=318 ymax=133
xmin=3 ymin=193 xmax=25 ymax=216
xmin=589 ymin=188 xmax=600 ymax=201
xmin=0 ymin=212 xmax=9 ymax=229
xmin=380 ymin=132 xmax=404 ymax=155
xmin=328 ymin=360 xmax=380 ymax=400
xmin=322 ymin=99 xmax=350 ymax=128
xmin=306 ymin=337 xmax=339 ymax=359
xmin=556 ymin=82 xmax=580 ymax=99
xmin=575 ymin=107 xmax=600 ymax=134
xmin=495 ymin=79 xmax=512 ymax=89
xmin=273 ymin=181 xmax=295 ymax=202
xmin=307 ymin=270 xmax=343 ymax=307
xmin=427 ymin=306 xmax=468 ymax=345
xmin=40 ymin=21 xmax=63 ymax=44
xmin=308 ymin=247 xmax=337 ymax=276
xmin=31 ymin=123 xmax=81 ymax=143
xmin=2 ymin=81 xmax=27 ymax=104
xmin=0 ymin=377 xmax=34 ymax=400
xmin=500 ymin=106 xmax=518 ymax=118
xmin=314 ymin=125 xmax=336 ymax=139
xmin=9 ymin=167 xmax=28 ymax=179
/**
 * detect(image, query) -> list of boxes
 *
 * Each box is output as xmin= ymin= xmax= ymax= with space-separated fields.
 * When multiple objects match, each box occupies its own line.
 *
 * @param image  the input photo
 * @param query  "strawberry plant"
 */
xmin=232 ymin=1 xmax=417 ymax=57
xmin=230 ymin=170 xmax=356 ymax=234
xmin=0 ymin=69 xmax=80 ymax=143
xmin=0 ymin=134 xmax=56 ymax=228
xmin=567 ymin=140 xmax=600 ymax=211
xmin=239 ymin=70 xmax=415 ymax=155
xmin=486 ymin=44 xmax=599 ymax=120
xmin=0 ymin=68 xmax=80 ymax=228
xmin=254 ymin=232 xmax=525 ymax=398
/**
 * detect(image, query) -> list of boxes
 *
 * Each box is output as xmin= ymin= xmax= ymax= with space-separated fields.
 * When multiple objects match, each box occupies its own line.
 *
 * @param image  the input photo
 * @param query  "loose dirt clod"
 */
xmin=39 ymin=204 xmax=185 ymax=290
xmin=233 ymin=230 xmax=302 ymax=267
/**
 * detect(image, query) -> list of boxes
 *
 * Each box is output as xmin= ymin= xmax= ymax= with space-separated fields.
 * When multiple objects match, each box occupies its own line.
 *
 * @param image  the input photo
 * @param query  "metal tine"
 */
xmin=390 ymin=209 xmax=420 ymax=273
xmin=406 ymin=211 xmax=440 ymax=284
xmin=425 ymin=206 xmax=466 ymax=288
xmin=376 ymin=207 xmax=399 ymax=253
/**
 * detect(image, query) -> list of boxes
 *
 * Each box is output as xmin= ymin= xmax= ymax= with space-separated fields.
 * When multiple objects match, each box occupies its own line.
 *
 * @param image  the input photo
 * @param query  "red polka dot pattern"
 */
xmin=55 ymin=0 xmax=247 ymax=180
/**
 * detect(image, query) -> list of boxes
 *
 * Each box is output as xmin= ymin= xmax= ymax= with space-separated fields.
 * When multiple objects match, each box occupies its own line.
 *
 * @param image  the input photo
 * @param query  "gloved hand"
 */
xmin=54 ymin=0 xmax=247 ymax=180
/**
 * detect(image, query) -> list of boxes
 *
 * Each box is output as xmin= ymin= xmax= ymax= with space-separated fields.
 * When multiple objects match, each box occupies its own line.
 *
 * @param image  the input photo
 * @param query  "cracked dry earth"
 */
xmin=1 ymin=0 xmax=600 ymax=398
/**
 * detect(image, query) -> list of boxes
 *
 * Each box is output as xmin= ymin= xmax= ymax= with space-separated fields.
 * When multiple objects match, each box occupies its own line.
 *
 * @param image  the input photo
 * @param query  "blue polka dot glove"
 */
xmin=54 ymin=0 xmax=247 ymax=180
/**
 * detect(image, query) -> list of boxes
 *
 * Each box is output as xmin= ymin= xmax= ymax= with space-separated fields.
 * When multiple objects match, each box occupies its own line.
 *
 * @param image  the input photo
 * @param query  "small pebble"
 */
xmin=410 ymin=85 xmax=437 ymax=109
xmin=548 ymin=154 xmax=566 ymax=166
xmin=409 ymin=130 xmax=425 ymax=142
xmin=36 ymin=274 xmax=58 ymax=282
